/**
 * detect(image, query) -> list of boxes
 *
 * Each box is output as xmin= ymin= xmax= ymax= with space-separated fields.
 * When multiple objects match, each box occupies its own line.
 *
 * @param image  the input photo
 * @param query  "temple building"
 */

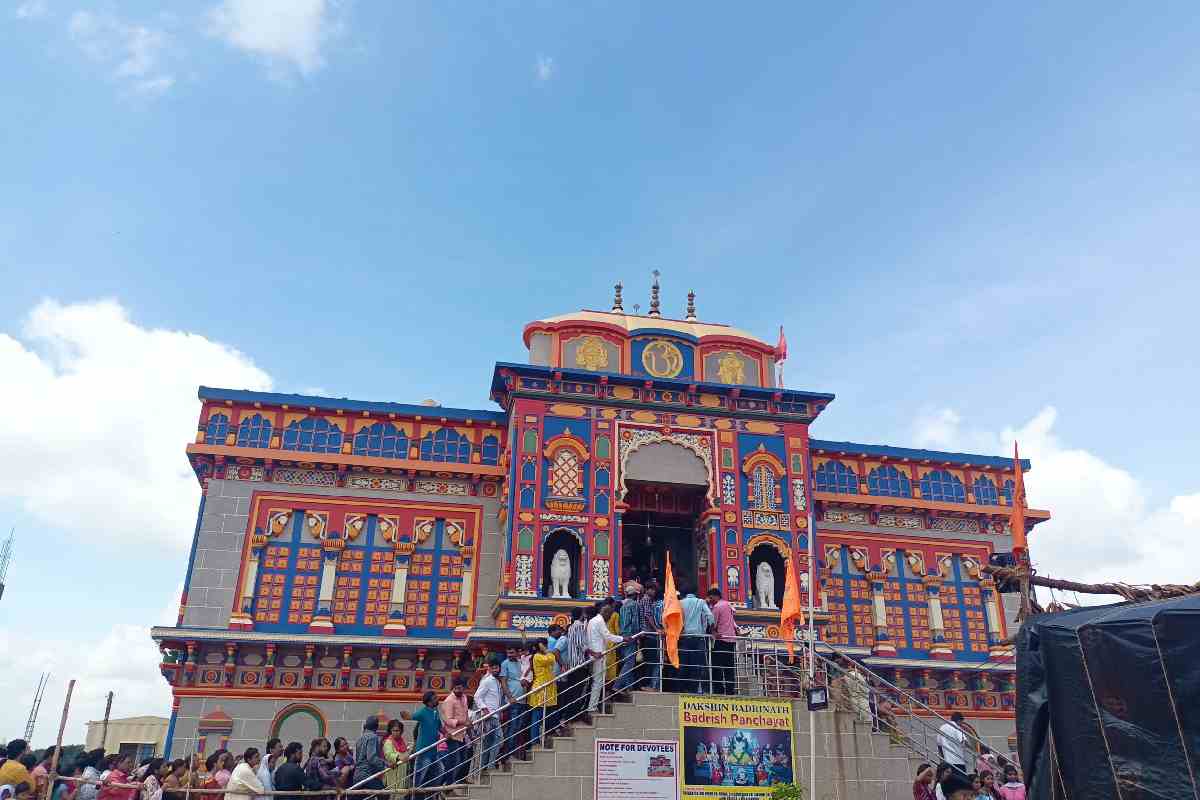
xmin=152 ymin=284 xmax=1049 ymax=755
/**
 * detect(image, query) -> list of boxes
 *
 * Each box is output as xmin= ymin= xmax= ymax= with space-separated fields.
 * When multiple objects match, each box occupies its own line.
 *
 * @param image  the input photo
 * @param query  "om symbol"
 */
xmin=641 ymin=340 xmax=684 ymax=378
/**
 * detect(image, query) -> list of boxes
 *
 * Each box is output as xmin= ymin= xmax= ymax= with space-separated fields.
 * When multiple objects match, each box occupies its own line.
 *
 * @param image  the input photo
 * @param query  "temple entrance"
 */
xmin=621 ymin=482 xmax=707 ymax=592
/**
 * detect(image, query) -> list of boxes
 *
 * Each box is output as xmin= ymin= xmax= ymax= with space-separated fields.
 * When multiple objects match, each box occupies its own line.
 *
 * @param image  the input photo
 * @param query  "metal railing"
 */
xmin=53 ymin=629 xmax=1004 ymax=800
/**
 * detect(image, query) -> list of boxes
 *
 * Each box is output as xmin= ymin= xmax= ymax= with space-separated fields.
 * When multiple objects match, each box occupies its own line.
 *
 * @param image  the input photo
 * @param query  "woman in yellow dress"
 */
xmin=382 ymin=718 xmax=409 ymax=797
xmin=605 ymin=603 xmax=621 ymax=683
xmin=528 ymin=639 xmax=559 ymax=748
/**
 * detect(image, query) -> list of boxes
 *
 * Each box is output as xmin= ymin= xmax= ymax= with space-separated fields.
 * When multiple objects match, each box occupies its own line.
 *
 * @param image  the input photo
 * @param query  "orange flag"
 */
xmin=1010 ymin=442 xmax=1027 ymax=556
xmin=780 ymin=555 xmax=804 ymax=657
xmin=662 ymin=552 xmax=683 ymax=669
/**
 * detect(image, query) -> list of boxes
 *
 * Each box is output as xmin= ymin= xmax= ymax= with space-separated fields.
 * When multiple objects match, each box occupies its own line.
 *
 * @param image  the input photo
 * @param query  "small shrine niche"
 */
xmin=541 ymin=528 xmax=582 ymax=599
xmin=747 ymin=542 xmax=786 ymax=609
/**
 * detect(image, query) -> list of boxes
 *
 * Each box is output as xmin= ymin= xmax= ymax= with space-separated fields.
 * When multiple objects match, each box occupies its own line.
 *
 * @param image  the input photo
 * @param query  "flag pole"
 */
xmin=805 ymin=454 xmax=817 ymax=800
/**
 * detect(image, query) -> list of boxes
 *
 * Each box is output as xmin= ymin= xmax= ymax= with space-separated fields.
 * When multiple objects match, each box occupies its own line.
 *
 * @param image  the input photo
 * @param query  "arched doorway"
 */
xmin=541 ymin=528 xmax=583 ymax=598
xmin=621 ymin=440 xmax=713 ymax=593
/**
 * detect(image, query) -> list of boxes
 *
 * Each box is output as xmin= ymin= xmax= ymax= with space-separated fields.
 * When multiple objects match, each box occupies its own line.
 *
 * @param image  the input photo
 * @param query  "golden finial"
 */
xmin=612 ymin=282 xmax=624 ymax=312
xmin=685 ymin=290 xmax=697 ymax=321
xmin=648 ymin=270 xmax=661 ymax=318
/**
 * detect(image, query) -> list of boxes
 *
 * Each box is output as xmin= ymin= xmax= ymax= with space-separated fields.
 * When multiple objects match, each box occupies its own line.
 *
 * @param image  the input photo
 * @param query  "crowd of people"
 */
xmin=913 ymin=761 xmax=1027 ymax=800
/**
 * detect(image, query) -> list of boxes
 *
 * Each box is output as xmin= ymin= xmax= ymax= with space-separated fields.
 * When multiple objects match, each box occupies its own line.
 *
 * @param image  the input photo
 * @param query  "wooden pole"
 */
xmin=46 ymin=679 xmax=75 ymax=800
xmin=100 ymin=692 xmax=114 ymax=752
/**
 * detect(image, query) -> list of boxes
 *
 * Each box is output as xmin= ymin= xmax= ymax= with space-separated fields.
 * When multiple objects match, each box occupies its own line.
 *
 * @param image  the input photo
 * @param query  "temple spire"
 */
xmin=685 ymin=290 xmax=697 ymax=321
xmin=612 ymin=282 xmax=624 ymax=312
xmin=648 ymin=270 xmax=661 ymax=317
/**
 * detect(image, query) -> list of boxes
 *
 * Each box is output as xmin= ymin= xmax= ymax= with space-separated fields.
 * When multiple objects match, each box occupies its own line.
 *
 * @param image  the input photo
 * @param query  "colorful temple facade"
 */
xmin=152 ymin=288 xmax=1049 ymax=755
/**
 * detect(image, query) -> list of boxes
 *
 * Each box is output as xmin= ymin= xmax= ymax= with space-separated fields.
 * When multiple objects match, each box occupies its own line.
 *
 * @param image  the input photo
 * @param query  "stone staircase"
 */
xmin=464 ymin=690 xmax=926 ymax=800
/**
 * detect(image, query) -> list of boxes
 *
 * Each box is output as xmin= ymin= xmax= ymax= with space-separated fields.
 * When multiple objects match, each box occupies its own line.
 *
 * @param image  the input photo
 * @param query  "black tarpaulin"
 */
xmin=1016 ymin=595 xmax=1200 ymax=799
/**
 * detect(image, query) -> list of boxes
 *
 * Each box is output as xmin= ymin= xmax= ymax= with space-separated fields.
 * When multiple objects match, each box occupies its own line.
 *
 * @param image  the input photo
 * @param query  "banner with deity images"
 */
xmin=678 ymin=696 xmax=796 ymax=800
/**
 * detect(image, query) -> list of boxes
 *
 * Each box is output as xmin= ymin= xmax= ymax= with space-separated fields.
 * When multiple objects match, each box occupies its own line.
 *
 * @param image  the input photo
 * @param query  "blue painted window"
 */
xmin=813 ymin=461 xmax=858 ymax=494
xmin=480 ymin=435 xmax=500 ymax=465
xmin=205 ymin=413 xmax=230 ymax=444
xmin=353 ymin=422 xmax=409 ymax=459
xmin=519 ymin=486 xmax=535 ymax=509
xmin=867 ymin=465 xmax=911 ymax=498
xmin=973 ymin=476 xmax=999 ymax=505
xmin=419 ymin=428 xmax=471 ymax=463
xmin=1001 ymin=479 xmax=1015 ymax=505
xmin=595 ymin=467 xmax=610 ymax=488
xmin=236 ymin=414 xmax=273 ymax=448
xmin=883 ymin=550 xmax=931 ymax=657
xmin=521 ymin=460 xmax=536 ymax=482
xmin=282 ymin=417 xmax=344 ymax=454
xmin=595 ymin=492 xmax=610 ymax=515
xmin=941 ymin=556 xmax=989 ymax=662
xmin=920 ymin=470 xmax=965 ymax=503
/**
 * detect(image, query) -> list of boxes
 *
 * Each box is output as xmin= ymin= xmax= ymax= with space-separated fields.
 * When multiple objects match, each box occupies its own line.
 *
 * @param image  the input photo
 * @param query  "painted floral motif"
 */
xmin=412 ymin=479 xmax=470 ymax=496
xmin=792 ymin=478 xmax=806 ymax=511
xmin=347 ymin=476 xmax=409 ymax=491
xmin=877 ymin=513 xmax=923 ymax=530
xmin=514 ymin=555 xmax=534 ymax=595
xmin=930 ymin=517 xmax=981 ymax=534
xmin=511 ymin=614 xmax=554 ymax=630
xmin=591 ymin=559 xmax=610 ymax=597
xmin=823 ymin=509 xmax=869 ymax=524
xmin=721 ymin=474 xmax=736 ymax=505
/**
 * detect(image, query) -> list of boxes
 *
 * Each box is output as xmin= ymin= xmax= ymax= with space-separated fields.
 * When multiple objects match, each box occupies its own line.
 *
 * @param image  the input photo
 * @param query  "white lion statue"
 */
xmin=549 ymin=549 xmax=572 ymax=598
xmin=755 ymin=562 xmax=777 ymax=609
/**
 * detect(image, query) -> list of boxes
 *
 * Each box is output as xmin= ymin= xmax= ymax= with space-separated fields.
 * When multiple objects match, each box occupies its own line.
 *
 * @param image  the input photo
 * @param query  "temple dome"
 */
xmin=525 ymin=309 xmax=771 ymax=348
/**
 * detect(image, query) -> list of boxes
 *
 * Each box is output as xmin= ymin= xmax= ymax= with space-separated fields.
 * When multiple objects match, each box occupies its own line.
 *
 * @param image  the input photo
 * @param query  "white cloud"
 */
xmin=207 ymin=0 xmax=338 ymax=77
xmin=535 ymin=55 xmax=555 ymax=83
xmin=67 ymin=10 xmax=175 ymax=95
xmin=0 ymin=619 xmax=174 ymax=744
xmin=0 ymin=299 xmax=272 ymax=552
xmin=912 ymin=405 xmax=1200 ymax=602
xmin=15 ymin=0 xmax=47 ymax=19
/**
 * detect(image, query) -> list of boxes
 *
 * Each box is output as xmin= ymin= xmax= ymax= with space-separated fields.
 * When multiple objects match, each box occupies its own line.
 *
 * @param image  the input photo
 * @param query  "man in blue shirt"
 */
xmin=680 ymin=586 xmax=715 ymax=694
xmin=499 ymin=645 xmax=530 ymax=762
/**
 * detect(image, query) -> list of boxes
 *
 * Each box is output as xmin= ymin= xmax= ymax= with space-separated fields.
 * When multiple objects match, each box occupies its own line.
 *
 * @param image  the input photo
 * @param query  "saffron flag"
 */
xmin=775 ymin=325 xmax=788 ymax=362
xmin=1011 ymin=442 xmax=1028 ymax=555
xmin=662 ymin=552 xmax=683 ymax=669
xmin=780 ymin=555 xmax=804 ymax=657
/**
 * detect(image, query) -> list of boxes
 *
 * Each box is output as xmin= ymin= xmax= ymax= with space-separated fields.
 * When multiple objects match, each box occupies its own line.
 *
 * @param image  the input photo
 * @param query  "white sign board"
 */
xmin=595 ymin=738 xmax=679 ymax=800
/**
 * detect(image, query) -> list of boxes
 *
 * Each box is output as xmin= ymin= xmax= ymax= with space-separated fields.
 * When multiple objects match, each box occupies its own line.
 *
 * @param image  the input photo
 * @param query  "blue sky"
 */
xmin=2 ymin=1 xmax=1199 ymax=742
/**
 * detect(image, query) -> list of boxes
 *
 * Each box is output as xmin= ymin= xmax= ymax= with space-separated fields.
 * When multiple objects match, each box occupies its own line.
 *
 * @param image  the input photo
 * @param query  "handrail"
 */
xmin=402 ymin=628 xmax=650 ymax=764
xmin=738 ymin=633 xmax=993 ymax=761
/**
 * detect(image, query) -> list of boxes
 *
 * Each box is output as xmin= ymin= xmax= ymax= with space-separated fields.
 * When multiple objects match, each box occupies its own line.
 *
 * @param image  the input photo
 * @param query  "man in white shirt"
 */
xmin=473 ymin=660 xmax=504 ymax=770
xmin=937 ymin=712 xmax=968 ymax=772
xmin=586 ymin=603 xmax=626 ymax=716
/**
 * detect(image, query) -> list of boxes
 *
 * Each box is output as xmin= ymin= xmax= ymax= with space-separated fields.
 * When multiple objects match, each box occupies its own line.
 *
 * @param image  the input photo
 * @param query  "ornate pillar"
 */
xmin=183 ymin=641 xmax=197 ymax=687
xmin=223 ymin=643 xmax=238 ymax=688
xmin=377 ymin=646 xmax=391 ymax=692
xmin=454 ymin=531 xmax=475 ymax=638
xmin=868 ymin=568 xmax=895 ymax=656
xmin=264 ymin=644 xmax=276 ymax=688
xmin=384 ymin=538 xmax=413 ymax=637
xmin=923 ymin=574 xmax=953 ymax=660
xmin=980 ymin=577 xmax=1012 ymax=661
xmin=302 ymin=644 xmax=315 ymax=689
xmin=308 ymin=538 xmax=344 ymax=634
xmin=340 ymin=646 xmax=353 ymax=690
xmin=229 ymin=536 xmax=267 ymax=630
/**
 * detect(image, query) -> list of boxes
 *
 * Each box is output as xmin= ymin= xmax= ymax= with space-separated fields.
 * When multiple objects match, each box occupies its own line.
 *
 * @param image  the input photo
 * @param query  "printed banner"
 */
xmin=595 ymin=739 xmax=679 ymax=800
xmin=678 ymin=696 xmax=796 ymax=799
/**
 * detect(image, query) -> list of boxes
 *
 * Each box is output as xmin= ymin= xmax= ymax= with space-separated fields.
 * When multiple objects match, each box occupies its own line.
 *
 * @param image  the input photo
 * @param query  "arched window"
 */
xmin=480 ymin=435 xmax=500 ymax=465
xmin=519 ymin=486 xmax=535 ymax=509
xmin=236 ymin=414 xmax=273 ymax=448
xmin=419 ymin=428 xmax=471 ymax=463
xmin=752 ymin=465 xmax=780 ymax=511
xmin=1001 ymin=479 xmax=1015 ymax=505
xmin=813 ymin=461 xmax=858 ymax=494
xmin=205 ymin=413 xmax=230 ymax=444
xmin=867 ymin=465 xmax=911 ymax=498
xmin=549 ymin=449 xmax=583 ymax=498
xmin=282 ymin=417 xmax=344 ymax=454
xmin=920 ymin=469 xmax=965 ymax=503
xmin=521 ymin=460 xmax=536 ymax=482
xmin=973 ymin=476 xmax=999 ymax=505
xmin=353 ymin=422 xmax=409 ymax=459
xmin=594 ymin=467 xmax=610 ymax=488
